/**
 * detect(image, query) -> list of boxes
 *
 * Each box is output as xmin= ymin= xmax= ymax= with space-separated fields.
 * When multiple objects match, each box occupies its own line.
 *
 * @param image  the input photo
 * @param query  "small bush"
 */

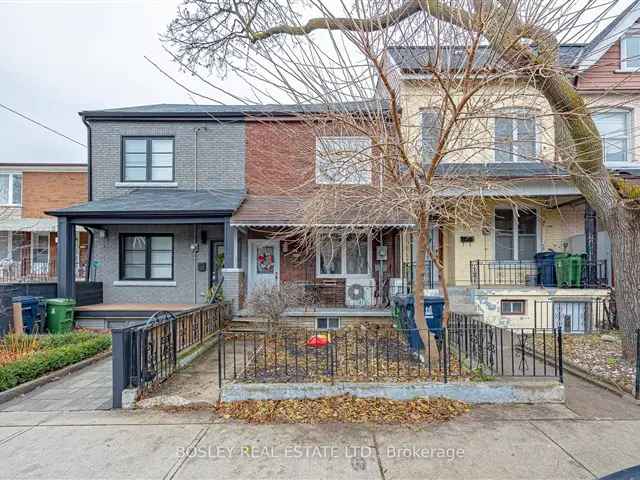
xmin=38 ymin=331 xmax=104 ymax=350
xmin=0 ymin=335 xmax=111 ymax=392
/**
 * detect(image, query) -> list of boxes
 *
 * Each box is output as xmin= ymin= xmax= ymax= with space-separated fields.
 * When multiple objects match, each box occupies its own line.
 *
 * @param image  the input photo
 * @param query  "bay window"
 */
xmin=317 ymin=234 xmax=370 ymax=277
xmin=593 ymin=111 xmax=630 ymax=163
xmin=122 ymin=137 xmax=174 ymax=182
xmin=495 ymin=208 xmax=538 ymax=261
xmin=494 ymin=111 xmax=536 ymax=162
xmin=120 ymin=234 xmax=174 ymax=281
xmin=316 ymin=136 xmax=372 ymax=185
xmin=0 ymin=174 xmax=22 ymax=206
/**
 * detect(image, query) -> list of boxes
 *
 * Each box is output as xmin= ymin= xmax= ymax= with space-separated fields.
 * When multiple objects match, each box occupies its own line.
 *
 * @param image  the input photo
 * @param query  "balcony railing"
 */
xmin=399 ymin=262 xmax=437 ymax=294
xmin=0 ymin=257 xmax=86 ymax=283
xmin=289 ymin=280 xmax=390 ymax=310
xmin=469 ymin=259 xmax=609 ymax=289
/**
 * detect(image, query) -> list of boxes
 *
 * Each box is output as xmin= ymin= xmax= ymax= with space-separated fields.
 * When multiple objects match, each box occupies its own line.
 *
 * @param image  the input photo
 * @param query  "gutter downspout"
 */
xmin=82 ymin=117 xmax=92 ymax=201
xmin=194 ymin=126 xmax=207 ymax=190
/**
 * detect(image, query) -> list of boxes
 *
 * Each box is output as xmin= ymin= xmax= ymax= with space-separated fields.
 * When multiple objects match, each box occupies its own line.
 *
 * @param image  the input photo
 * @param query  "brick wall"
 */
xmin=245 ymin=121 xmax=315 ymax=195
xmin=22 ymin=172 xmax=87 ymax=218
xmin=88 ymin=121 xmax=245 ymax=200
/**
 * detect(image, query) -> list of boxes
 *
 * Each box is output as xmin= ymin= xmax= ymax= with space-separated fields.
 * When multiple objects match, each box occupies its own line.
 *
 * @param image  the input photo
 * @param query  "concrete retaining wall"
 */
xmin=220 ymin=379 xmax=565 ymax=404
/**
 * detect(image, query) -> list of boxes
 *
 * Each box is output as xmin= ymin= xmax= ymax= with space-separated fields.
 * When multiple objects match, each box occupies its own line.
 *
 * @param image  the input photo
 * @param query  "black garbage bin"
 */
xmin=534 ymin=251 xmax=557 ymax=287
xmin=12 ymin=296 xmax=46 ymax=334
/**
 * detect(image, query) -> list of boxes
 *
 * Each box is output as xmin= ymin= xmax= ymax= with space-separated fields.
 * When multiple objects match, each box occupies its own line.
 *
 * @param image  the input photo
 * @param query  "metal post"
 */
xmin=635 ymin=329 xmax=640 ymax=400
xmin=585 ymin=203 xmax=598 ymax=286
xmin=218 ymin=330 xmax=223 ymax=390
xmin=443 ymin=328 xmax=448 ymax=384
xmin=57 ymin=217 xmax=76 ymax=299
xmin=557 ymin=327 xmax=564 ymax=384
xmin=111 ymin=328 xmax=128 ymax=409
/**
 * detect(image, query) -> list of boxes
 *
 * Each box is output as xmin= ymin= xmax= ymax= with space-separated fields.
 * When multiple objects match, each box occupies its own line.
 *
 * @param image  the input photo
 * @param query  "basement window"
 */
xmin=316 ymin=317 xmax=340 ymax=330
xmin=501 ymin=299 xmax=526 ymax=315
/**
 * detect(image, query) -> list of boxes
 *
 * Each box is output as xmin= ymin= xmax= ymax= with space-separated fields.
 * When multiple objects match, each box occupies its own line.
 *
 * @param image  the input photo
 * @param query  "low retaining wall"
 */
xmin=220 ymin=379 xmax=565 ymax=404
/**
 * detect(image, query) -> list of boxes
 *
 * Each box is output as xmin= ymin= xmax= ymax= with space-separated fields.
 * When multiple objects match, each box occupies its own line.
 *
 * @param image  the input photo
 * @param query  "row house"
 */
xmin=0 ymin=162 xmax=88 ymax=283
xmin=51 ymin=3 xmax=640 ymax=330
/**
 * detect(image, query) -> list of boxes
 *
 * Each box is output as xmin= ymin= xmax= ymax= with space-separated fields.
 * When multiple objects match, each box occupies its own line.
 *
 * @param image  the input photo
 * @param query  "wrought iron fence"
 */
xmin=636 ymin=328 xmax=640 ymax=401
xmin=470 ymin=259 xmax=608 ymax=288
xmin=533 ymin=297 xmax=615 ymax=332
xmin=217 ymin=315 xmax=562 ymax=387
xmin=398 ymin=262 xmax=437 ymax=294
xmin=112 ymin=302 xmax=230 ymax=406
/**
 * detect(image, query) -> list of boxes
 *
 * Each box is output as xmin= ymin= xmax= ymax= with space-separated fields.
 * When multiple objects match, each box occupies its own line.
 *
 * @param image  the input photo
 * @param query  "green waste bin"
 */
xmin=555 ymin=253 xmax=584 ymax=287
xmin=46 ymin=298 xmax=76 ymax=333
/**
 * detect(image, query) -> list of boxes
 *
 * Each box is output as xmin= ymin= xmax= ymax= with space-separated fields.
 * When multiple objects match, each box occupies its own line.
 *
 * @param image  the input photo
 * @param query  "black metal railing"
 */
xmin=399 ymin=262 xmax=437 ymax=294
xmin=635 ymin=328 xmax=639 ymax=400
xmin=533 ymin=297 xmax=616 ymax=332
xmin=290 ymin=281 xmax=389 ymax=310
xmin=470 ymin=259 xmax=608 ymax=288
xmin=217 ymin=315 xmax=562 ymax=387
xmin=113 ymin=302 xmax=230 ymax=406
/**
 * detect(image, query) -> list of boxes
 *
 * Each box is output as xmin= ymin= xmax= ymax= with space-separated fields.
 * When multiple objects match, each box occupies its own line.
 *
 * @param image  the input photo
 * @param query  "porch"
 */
xmin=74 ymin=303 xmax=201 ymax=329
xmin=47 ymin=189 xmax=245 ymax=312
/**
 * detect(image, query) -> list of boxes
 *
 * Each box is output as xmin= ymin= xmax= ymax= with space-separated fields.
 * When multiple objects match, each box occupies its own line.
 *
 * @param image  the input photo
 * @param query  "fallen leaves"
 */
xmin=214 ymin=394 xmax=471 ymax=424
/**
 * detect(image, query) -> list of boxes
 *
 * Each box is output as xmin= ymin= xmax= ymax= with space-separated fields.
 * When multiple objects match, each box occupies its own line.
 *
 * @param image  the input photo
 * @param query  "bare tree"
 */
xmin=248 ymin=282 xmax=307 ymax=330
xmin=165 ymin=0 xmax=640 ymax=358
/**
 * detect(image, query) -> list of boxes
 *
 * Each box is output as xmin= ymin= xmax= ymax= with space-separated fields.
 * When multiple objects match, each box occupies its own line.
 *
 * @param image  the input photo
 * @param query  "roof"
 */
xmin=0 ymin=218 xmax=58 ymax=232
xmin=48 ymin=189 xmax=245 ymax=218
xmin=436 ymin=162 xmax=566 ymax=178
xmin=80 ymin=100 xmax=389 ymax=119
xmin=387 ymin=45 xmax=586 ymax=73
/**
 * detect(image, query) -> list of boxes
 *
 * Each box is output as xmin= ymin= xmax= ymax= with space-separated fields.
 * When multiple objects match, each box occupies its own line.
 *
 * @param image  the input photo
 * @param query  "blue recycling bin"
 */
xmin=534 ymin=251 xmax=557 ymax=287
xmin=12 ymin=296 xmax=46 ymax=334
xmin=393 ymin=295 xmax=445 ymax=351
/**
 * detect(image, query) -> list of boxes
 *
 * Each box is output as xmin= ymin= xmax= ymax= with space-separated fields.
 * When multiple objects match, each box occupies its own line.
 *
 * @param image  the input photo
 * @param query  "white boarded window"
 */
xmin=0 ymin=174 xmax=22 ymax=206
xmin=316 ymin=136 xmax=372 ymax=185
xmin=422 ymin=110 xmax=442 ymax=164
xmin=621 ymin=36 xmax=640 ymax=70
xmin=494 ymin=111 xmax=536 ymax=162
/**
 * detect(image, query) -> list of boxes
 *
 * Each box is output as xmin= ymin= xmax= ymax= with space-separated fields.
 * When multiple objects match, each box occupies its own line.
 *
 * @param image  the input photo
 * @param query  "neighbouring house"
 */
xmin=0 ymin=162 xmax=88 ymax=283
xmin=50 ymin=3 xmax=640 ymax=332
xmin=380 ymin=1 xmax=640 ymax=330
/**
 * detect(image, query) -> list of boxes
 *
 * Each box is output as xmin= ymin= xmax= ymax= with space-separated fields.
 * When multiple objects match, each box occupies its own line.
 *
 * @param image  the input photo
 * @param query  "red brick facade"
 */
xmin=22 ymin=171 xmax=87 ymax=218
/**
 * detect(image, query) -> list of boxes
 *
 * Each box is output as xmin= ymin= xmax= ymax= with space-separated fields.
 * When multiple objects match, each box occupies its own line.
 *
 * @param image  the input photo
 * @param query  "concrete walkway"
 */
xmin=0 ymin=357 xmax=112 ymax=412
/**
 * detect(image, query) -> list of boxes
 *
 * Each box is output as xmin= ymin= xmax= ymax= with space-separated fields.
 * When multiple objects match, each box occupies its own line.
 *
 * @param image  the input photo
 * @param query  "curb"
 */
xmin=0 ymin=350 xmax=112 ymax=406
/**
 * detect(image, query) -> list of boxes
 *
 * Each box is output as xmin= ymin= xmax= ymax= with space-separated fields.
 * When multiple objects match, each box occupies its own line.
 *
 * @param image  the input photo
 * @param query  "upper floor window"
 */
xmin=593 ymin=111 xmax=630 ymax=163
xmin=494 ymin=111 xmax=536 ymax=162
xmin=122 ymin=137 xmax=174 ymax=182
xmin=422 ymin=110 xmax=442 ymax=164
xmin=621 ymin=36 xmax=640 ymax=70
xmin=0 ymin=173 xmax=22 ymax=206
xmin=316 ymin=136 xmax=372 ymax=185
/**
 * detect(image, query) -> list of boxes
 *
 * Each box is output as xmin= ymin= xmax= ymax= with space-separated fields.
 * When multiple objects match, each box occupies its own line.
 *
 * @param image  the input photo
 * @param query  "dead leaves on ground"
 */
xmin=215 ymin=395 xmax=470 ymax=424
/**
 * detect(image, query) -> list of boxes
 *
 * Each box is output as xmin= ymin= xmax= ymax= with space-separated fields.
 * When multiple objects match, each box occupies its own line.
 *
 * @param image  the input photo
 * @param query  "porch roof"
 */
xmin=47 ymin=189 xmax=245 ymax=223
xmin=230 ymin=195 xmax=414 ymax=227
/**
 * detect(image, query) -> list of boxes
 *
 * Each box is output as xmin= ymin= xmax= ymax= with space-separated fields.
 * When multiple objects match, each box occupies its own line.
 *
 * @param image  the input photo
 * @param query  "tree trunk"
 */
xmin=414 ymin=218 xmax=440 ymax=361
xmin=606 ymin=207 xmax=640 ymax=360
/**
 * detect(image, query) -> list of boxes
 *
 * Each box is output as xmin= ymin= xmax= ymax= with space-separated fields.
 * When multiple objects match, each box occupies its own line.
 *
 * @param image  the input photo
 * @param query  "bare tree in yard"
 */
xmin=166 ymin=0 xmax=640 ymax=358
xmin=248 ymin=282 xmax=307 ymax=330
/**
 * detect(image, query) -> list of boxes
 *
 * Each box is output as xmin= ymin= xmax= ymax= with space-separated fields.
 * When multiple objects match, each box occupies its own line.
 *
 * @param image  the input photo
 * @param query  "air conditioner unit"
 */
xmin=345 ymin=278 xmax=376 ymax=307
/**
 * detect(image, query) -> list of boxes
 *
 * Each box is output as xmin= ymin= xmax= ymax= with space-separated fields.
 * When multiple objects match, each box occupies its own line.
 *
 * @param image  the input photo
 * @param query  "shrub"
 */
xmin=37 ymin=331 xmax=104 ymax=350
xmin=0 ymin=335 xmax=112 ymax=392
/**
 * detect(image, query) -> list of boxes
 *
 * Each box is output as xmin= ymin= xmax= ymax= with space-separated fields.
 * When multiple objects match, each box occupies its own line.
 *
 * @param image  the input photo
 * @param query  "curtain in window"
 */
xmin=593 ymin=112 xmax=628 ymax=163
xmin=318 ymin=237 xmax=341 ymax=274
xmin=495 ymin=209 xmax=515 ymax=260
xmin=345 ymin=235 xmax=368 ymax=275
xmin=150 ymin=236 xmax=173 ymax=279
xmin=422 ymin=110 xmax=441 ymax=164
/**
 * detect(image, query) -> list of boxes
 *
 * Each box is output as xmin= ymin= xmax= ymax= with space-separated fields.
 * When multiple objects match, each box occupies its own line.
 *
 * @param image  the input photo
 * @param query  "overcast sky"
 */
xmin=0 ymin=0 xmax=246 ymax=165
xmin=0 ymin=0 xmax=633 ymax=165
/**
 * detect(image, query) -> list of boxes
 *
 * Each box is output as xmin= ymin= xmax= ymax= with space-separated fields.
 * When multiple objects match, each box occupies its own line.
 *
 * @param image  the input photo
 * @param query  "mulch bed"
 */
xmin=536 ymin=332 xmax=636 ymax=393
xmin=228 ymin=325 xmax=471 ymax=383
xmin=214 ymin=394 xmax=471 ymax=424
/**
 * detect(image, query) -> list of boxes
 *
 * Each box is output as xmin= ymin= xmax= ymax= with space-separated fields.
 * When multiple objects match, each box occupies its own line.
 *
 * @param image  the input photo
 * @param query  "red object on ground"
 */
xmin=306 ymin=335 xmax=329 ymax=347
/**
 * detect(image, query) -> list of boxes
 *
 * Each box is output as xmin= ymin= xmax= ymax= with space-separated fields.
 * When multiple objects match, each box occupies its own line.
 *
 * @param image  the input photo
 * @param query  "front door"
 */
xmin=209 ymin=241 xmax=225 ymax=288
xmin=247 ymin=239 xmax=280 ymax=295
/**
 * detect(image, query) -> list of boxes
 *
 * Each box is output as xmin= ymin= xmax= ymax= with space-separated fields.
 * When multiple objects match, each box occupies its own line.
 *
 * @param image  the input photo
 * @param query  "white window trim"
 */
xmin=113 ymin=280 xmax=177 ymax=287
xmin=30 ymin=232 xmax=50 ymax=272
xmin=493 ymin=206 xmax=542 ymax=261
xmin=0 ymin=173 xmax=22 ymax=207
xmin=316 ymin=234 xmax=373 ymax=279
xmin=592 ymin=108 xmax=634 ymax=165
xmin=620 ymin=35 xmax=640 ymax=72
xmin=115 ymin=181 xmax=178 ymax=188
xmin=492 ymin=109 xmax=540 ymax=163
xmin=315 ymin=136 xmax=372 ymax=185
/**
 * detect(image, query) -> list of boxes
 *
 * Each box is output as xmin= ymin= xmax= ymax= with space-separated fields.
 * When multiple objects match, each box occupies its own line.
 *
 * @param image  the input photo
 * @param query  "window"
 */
xmin=316 ymin=317 xmax=340 ymax=330
xmin=593 ymin=111 xmax=630 ymax=163
xmin=120 ymin=234 xmax=174 ymax=280
xmin=494 ymin=111 xmax=536 ymax=162
xmin=122 ymin=137 xmax=174 ymax=182
xmin=422 ymin=110 xmax=442 ymax=164
xmin=316 ymin=136 xmax=372 ymax=185
xmin=495 ymin=208 xmax=538 ymax=261
xmin=621 ymin=36 xmax=640 ymax=70
xmin=501 ymin=300 xmax=525 ymax=315
xmin=317 ymin=234 xmax=370 ymax=277
xmin=32 ymin=233 xmax=49 ymax=267
xmin=0 ymin=174 xmax=22 ymax=206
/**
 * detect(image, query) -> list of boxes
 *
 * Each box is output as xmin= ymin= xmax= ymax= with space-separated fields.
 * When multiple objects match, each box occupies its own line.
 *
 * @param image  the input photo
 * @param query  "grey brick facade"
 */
xmin=88 ymin=121 xmax=245 ymax=200
xmin=87 ymin=119 xmax=246 ymax=307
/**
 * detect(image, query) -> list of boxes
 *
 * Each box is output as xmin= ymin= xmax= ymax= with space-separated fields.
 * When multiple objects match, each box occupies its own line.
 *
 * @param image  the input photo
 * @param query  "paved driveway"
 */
xmin=0 ymin=357 xmax=112 ymax=412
